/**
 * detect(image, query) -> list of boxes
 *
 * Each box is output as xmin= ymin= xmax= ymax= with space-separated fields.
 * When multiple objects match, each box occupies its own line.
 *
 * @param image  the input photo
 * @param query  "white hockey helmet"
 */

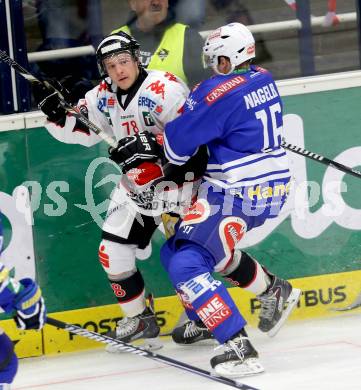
xmin=203 ymin=23 xmax=256 ymax=75
xmin=96 ymin=32 xmax=140 ymax=78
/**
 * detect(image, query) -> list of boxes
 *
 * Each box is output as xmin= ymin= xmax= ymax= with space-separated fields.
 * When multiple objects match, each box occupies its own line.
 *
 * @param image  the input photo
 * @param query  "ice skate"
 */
xmin=257 ymin=276 xmax=301 ymax=337
xmin=106 ymin=301 xmax=161 ymax=352
xmin=172 ymin=320 xmax=215 ymax=345
xmin=210 ymin=331 xmax=264 ymax=378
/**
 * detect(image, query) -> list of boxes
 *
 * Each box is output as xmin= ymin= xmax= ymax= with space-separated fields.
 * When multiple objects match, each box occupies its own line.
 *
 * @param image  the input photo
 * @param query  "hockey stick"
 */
xmin=3 ymin=50 xmax=358 ymax=182
xmin=0 ymin=49 xmax=117 ymax=148
xmin=281 ymin=139 xmax=361 ymax=179
xmin=46 ymin=317 xmax=260 ymax=390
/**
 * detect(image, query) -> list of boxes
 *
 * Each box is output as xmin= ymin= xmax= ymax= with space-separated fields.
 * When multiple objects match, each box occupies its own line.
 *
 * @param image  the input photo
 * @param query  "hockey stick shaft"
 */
xmin=281 ymin=140 xmax=361 ymax=179
xmin=0 ymin=49 xmax=117 ymax=148
xmin=5 ymin=49 xmax=356 ymax=182
xmin=46 ymin=317 xmax=259 ymax=390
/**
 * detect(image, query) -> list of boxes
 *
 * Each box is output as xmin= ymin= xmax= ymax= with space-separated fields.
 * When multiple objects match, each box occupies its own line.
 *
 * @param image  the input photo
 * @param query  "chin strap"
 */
xmin=212 ymin=63 xmax=252 ymax=76
xmin=212 ymin=63 xmax=235 ymax=76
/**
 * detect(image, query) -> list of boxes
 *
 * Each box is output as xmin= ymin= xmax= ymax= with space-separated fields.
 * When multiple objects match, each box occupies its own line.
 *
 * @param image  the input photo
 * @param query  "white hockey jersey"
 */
xmin=45 ymin=70 xmax=189 ymax=147
xmin=45 ymin=70 xmax=193 ymax=216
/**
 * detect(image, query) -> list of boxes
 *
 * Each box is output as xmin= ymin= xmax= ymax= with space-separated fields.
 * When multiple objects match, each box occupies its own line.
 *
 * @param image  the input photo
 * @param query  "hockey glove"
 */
xmin=33 ymin=84 xmax=66 ymax=125
xmin=37 ymin=91 xmax=67 ymax=125
xmin=109 ymin=132 xmax=162 ymax=173
xmin=13 ymin=278 xmax=47 ymax=331
xmin=33 ymin=75 xmax=93 ymax=125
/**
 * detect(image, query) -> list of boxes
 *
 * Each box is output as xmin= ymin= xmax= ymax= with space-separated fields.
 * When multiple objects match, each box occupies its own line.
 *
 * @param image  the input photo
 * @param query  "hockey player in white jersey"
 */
xmin=34 ymin=31 xmax=208 ymax=348
xmin=36 ymin=30 xmax=299 ymax=355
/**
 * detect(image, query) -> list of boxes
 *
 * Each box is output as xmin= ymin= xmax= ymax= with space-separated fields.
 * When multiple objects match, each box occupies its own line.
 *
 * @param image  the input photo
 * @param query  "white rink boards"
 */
xmin=13 ymin=313 xmax=361 ymax=390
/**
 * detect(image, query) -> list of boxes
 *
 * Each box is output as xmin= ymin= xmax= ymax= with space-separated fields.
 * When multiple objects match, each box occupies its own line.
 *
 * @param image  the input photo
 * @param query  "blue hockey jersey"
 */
xmin=164 ymin=65 xmax=290 ymax=189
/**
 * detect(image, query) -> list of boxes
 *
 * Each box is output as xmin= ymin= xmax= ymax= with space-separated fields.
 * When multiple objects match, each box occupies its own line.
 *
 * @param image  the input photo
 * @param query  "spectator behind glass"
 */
xmin=111 ymin=0 xmax=207 ymax=87
xmin=33 ymin=0 xmax=103 ymax=81
xmin=210 ymin=0 xmax=272 ymax=63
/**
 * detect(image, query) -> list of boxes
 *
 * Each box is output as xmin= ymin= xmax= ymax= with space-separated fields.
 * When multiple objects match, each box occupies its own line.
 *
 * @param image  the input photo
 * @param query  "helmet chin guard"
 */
xmin=203 ymin=23 xmax=256 ymax=75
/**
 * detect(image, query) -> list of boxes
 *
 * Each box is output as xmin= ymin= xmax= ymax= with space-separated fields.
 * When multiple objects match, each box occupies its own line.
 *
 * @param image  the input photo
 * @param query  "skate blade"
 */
xmin=174 ymin=338 xmax=218 ymax=347
xmin=105 ymin=336 xmax=163 ymax=353
xmin=268 ymin=288 xmax=301 ymax=338
xmin=213 ymin=358 xmax=265 ymax=378
xmin=105 ymin=337 xmax=163 ymax=353
xmin=189 ymin=339 xmax=218 ymax=346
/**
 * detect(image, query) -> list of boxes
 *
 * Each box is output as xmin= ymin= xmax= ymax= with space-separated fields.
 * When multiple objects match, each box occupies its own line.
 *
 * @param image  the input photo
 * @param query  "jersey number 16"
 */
xmin=255 ymin=102 xmax=282 ymax=150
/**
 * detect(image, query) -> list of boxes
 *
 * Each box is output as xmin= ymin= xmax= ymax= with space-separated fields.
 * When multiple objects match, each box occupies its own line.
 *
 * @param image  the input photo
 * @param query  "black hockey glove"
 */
xmin=109 ymin=132 xmax=162 ymax=173
xmin=32 ymin=82 xmax=67 ymax=125
xmin=32 ymin=75 xmax=94 ymax=125
xmin=161 ymin=145 xmax=208 ymax=184
xmin=38 ymin=91 xmax=67 ymax=125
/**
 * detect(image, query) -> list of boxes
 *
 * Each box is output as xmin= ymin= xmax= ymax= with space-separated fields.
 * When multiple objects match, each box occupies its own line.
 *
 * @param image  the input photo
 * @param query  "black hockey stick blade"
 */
xmin=46 ymin=316 xmax=260 ymax=390
xmin=0 ymin=49 xmax=117 ymax=148
xmin=281 ymin=140 xmax=361 ymax=180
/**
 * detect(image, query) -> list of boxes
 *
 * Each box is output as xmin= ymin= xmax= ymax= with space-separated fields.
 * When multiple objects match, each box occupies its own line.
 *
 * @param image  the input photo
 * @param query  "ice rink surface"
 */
xmin=13 ymin=313 xmax=361 ymax=390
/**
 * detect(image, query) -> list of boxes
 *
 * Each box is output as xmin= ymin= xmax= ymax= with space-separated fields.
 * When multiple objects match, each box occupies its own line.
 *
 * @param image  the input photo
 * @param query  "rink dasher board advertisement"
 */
xmin=0 ymin=71 xmax=361 ymax=357
xmin=0 ymin=269 xmax=360 ymax=357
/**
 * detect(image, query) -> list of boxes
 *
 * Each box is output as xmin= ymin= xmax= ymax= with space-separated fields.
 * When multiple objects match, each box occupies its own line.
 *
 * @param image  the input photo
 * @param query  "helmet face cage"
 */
xmin=96 ymin=33 xmax=140 ymax=78
xmin=203 ymin=23 xmax=256 ymax=75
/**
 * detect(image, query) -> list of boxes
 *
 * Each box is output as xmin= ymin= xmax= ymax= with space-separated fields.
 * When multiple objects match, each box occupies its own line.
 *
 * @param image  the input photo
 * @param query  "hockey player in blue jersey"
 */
xmin=158 ymin=22 xmax=301 ymax=377
xmin=0 ymin=214 xmax=47 ymax=389
xmin=110 ymin=22 xmax=301 ymax=377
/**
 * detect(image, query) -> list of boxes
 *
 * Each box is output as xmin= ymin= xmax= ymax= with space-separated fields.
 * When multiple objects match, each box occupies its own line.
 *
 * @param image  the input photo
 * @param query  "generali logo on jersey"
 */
xmin=205 ymin=76 xmax=246 ymax=105
xmin=196 ymin=294 xmax=232 ymax=330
